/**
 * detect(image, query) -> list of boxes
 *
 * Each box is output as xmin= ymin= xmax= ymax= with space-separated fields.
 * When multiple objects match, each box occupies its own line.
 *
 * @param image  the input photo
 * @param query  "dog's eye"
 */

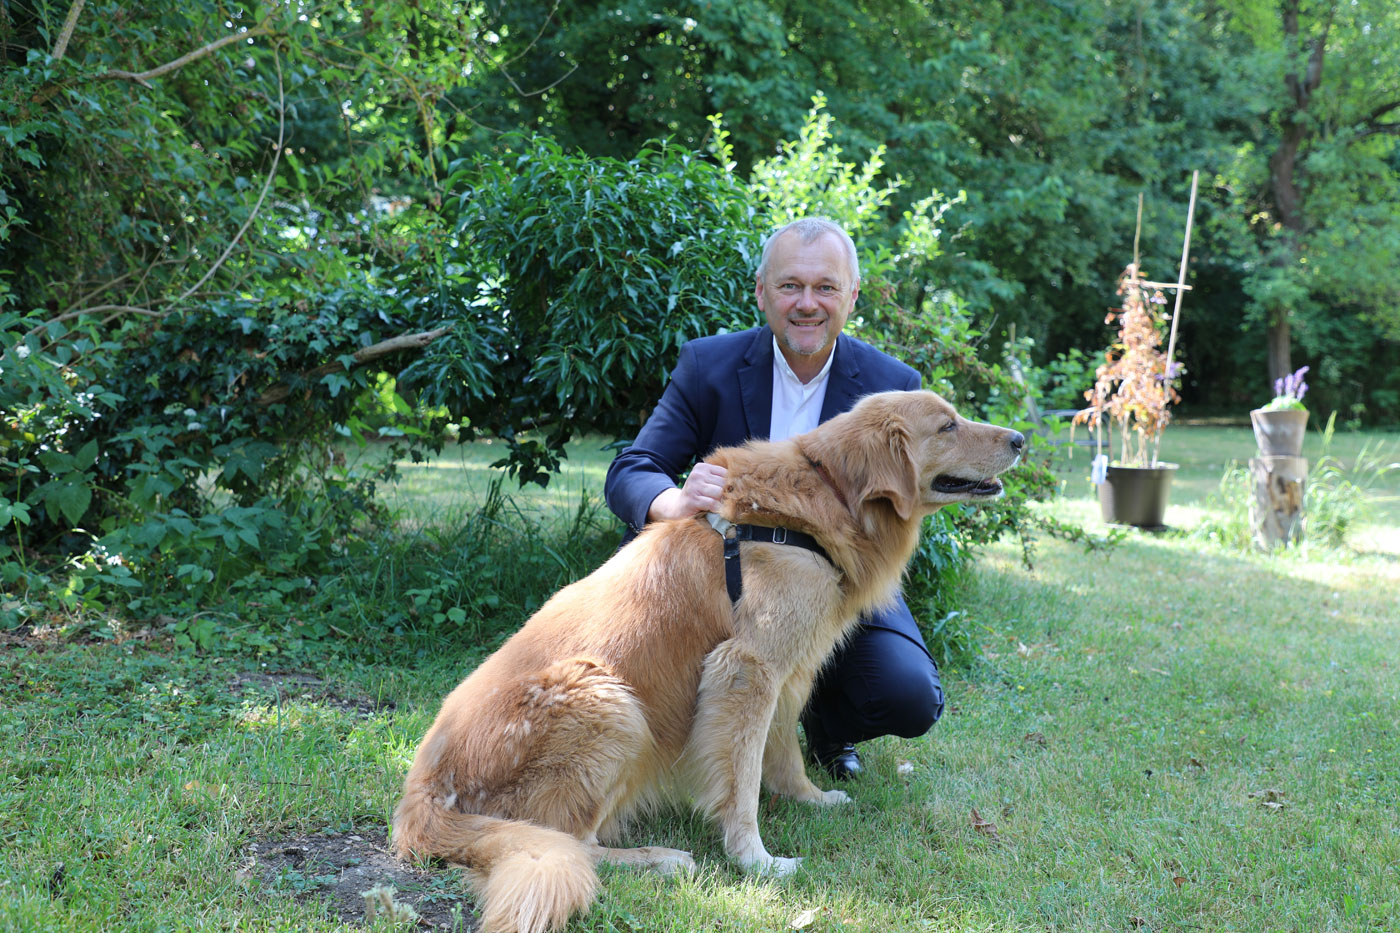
xmin=939 ymin=421 xmax=958 ymax=434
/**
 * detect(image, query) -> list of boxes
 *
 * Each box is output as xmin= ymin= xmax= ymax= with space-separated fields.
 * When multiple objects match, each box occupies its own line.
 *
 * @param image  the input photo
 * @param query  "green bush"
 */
xmin=405 ymin=133 xmax=763 ymax=484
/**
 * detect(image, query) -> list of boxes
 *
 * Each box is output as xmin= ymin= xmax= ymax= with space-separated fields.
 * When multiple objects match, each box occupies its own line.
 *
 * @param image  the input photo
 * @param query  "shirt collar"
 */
xmin=771 ymin=335 xmax=836 ymax=389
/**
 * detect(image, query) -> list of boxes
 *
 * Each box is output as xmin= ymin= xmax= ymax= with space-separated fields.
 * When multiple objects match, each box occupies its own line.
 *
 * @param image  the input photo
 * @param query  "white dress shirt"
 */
xmin=769 ymin=336 xmax=835 ymax=441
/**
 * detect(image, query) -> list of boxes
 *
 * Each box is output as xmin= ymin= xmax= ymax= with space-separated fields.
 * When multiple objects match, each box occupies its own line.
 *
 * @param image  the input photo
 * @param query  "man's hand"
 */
xmin=646 ymin=462 xmax=729 ymax=523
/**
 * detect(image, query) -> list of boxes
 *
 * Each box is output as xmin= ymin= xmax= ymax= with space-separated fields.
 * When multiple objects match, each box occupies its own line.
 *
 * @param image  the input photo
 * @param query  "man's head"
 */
xmin=755 ymin=218 xmax=860 ymax=382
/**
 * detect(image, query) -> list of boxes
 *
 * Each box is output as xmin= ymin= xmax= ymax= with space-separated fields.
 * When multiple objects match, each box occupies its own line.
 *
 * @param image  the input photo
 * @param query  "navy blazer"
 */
xmin=604 ymin=325 xmax=921 ymax=536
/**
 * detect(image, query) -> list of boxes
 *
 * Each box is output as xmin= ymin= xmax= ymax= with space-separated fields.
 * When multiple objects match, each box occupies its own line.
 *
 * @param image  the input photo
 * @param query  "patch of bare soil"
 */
xmin=229 ymin=670 xmax=396 ymax=716
xmin=241 ymin=827 xmax=478 ymax=930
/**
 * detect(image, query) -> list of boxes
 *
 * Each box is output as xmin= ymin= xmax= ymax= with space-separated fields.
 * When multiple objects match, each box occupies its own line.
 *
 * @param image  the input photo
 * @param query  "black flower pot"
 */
xmin=1097 ymin=463 xmax=1178 ymax=529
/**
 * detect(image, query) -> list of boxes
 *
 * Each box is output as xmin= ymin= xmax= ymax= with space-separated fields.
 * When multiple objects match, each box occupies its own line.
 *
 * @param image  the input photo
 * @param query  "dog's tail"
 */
xmin=393 ymin=786 xmax=597 ymax=933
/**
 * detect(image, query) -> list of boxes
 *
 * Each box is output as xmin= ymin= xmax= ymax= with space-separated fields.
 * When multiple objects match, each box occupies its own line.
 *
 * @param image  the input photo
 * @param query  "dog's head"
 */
xmin=798 ymin=390 xmax=1024 ymax=523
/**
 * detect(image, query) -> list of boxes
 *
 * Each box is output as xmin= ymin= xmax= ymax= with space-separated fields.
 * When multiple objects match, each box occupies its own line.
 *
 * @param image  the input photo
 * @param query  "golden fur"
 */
xmin=392 ymin=390 xmax=1023 ymax=933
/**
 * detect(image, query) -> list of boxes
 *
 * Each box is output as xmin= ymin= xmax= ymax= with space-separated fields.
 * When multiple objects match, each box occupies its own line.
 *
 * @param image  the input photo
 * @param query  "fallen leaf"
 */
xmin=791 ymin=907 xmax=821 ymax=929
xmin=1022 ymin=731 xmax=1048 ymax=747
xmin=1248 ymin=788 xmax=1286 ymax=803
xmin=970 ymin=807 xmax=1000 ymax=840
xmin=183 ymin=780 xmax=226 ymax=798
xmin=1172 ymin=875 xmax=1187 ymax=888
xmin=1188 ymin=757 xmax=1205 ymax=769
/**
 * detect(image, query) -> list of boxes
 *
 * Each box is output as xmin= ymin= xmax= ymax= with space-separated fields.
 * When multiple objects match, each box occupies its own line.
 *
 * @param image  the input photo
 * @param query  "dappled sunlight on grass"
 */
xmin=344 ymin=436 xmax=617 ymax=528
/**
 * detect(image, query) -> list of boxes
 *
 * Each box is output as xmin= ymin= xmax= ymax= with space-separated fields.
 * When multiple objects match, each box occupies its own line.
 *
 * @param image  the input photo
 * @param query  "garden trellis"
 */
xmin=1081 ymin=171 xmax=1200 ymax=469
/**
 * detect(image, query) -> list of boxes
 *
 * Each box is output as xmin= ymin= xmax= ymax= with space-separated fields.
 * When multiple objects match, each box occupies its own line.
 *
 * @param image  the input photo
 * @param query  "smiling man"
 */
xmin=604 ymin=217 xmax=945 ymax=781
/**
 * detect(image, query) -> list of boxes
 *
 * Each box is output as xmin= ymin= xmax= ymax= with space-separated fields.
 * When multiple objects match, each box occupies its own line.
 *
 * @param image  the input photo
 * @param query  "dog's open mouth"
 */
xmin=932 ymin=475 xmax=1004 ymax=496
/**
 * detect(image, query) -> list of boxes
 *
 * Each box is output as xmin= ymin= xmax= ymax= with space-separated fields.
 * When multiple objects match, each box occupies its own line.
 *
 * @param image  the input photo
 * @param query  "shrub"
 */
xmin=407 ymin=134 xmax=763 ymax=485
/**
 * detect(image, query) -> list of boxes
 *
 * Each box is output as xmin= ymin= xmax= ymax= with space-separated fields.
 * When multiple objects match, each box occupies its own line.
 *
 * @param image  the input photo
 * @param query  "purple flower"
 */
xmin=1274 ymin=365 xmax=1310 ymax=402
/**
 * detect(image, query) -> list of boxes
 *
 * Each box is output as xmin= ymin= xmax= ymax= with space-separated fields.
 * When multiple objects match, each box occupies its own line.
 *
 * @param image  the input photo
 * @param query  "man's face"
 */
xmin=756 ymin=231 xmax=859 ymax=370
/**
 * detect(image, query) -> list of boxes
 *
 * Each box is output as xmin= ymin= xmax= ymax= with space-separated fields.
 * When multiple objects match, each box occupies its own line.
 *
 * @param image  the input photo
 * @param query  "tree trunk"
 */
xmin=1260 ymin=0 xmax=1334 ymax=384
xmin=1250 ymin=456 xmax=1307 ymax=549
xmin=1265 ymin=287 xmax=1294 ymax=385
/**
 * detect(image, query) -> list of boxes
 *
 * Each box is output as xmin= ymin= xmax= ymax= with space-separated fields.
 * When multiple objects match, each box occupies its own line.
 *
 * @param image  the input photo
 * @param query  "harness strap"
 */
xmin=705 ymin=512 xmax=836 ymax=605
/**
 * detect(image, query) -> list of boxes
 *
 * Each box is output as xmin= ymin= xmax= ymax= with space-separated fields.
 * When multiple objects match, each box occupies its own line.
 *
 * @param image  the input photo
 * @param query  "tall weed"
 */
xmin=325 ymin=479 xmax=619 ymax=658
xmin=1308 ymin=414 xmax=1399 ymax=548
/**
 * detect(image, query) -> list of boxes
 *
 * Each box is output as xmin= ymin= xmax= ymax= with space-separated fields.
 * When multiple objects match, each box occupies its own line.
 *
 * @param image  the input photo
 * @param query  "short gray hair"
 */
xmin=756 ymin=217 xmax=860 ymax=287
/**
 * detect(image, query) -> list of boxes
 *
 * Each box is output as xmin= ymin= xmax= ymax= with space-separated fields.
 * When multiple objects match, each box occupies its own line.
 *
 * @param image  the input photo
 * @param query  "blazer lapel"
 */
xmin=819 ymin=335 xmax=865 ymax=423
xmin=737 ymin=326 xmax=774 ymax=440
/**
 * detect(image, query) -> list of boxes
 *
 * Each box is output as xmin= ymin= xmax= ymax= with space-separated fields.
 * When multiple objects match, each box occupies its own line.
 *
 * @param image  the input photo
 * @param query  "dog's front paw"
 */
xmin=817 ymin=788 xmax=851 ymax=806
xmin=747 ymin=855 xmax=803 ymax=877
xmin=655 ymin=849 xmax=698 ymax=876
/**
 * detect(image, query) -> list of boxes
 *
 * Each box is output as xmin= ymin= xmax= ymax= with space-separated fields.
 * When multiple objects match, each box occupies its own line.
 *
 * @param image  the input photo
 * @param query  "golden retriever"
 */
xmin=392 ymin=389 xmax=1023 ymax=933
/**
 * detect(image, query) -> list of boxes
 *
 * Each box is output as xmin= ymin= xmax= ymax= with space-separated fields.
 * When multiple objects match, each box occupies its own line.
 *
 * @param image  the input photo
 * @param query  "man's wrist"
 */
xmin=646 ymin=487 xmax=685 ymax=523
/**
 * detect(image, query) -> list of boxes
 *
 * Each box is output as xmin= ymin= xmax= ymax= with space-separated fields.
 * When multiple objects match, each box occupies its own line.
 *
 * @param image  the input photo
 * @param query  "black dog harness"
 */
xmin=705 ymin=511 xmax=837 ymax=604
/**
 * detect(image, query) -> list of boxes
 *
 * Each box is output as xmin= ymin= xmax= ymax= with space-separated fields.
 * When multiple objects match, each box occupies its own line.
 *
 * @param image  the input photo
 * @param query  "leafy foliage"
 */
xmin=463 ymin=0 xmax=1400 ymax=424
xmin=406 ymin=134 xmax=762 ymax=483
xmin=0 ymin=1 xmax=488 ymax=623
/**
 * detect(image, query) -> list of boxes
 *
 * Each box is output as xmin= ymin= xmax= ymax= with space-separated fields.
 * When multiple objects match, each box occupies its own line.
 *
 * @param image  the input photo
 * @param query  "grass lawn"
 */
xmin=4 ymin=424 xmax=1398 ymax=931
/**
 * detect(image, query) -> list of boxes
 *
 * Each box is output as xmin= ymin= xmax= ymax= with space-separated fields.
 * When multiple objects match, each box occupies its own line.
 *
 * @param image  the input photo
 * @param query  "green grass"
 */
xmin=4 ymin=425 xmax=1398 ymax=931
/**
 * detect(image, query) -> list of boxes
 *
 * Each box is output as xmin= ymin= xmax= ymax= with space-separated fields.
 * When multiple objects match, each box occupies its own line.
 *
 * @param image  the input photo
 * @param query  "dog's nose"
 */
xmin=1009 ymin=431 xmax=1025 ymax=452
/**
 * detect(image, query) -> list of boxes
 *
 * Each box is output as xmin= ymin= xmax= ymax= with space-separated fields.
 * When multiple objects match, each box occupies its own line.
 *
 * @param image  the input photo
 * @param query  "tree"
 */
xmin=0 ymin=1 xmax=532 ymax=608
xmin=1219 ymin=0 xmax=1400 ymax=385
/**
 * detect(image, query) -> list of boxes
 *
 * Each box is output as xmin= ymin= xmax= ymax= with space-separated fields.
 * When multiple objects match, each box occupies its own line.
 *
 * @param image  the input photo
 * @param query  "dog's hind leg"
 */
xmin=685 ymin=639 xmax=798 ymax=875
xmin=495 ymin=658 xmax=657 ymax=841
xmin=762 ymin=672 xmax=850 ymax=806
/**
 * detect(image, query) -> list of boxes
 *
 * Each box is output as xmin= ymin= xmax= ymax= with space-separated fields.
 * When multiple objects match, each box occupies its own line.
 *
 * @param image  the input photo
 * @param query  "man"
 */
xmin=604 ymin=217 xmax=944 ymax=779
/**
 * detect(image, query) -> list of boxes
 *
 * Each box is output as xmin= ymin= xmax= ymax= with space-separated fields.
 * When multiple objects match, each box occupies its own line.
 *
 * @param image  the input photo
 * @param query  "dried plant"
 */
xmin=1073 ymin=263 xmax=1182 ymax=467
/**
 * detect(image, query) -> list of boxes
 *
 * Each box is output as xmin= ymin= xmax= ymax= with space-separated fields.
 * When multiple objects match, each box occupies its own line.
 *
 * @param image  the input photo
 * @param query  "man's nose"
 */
xmin=795 ymin=286 xmax=818 ymax=309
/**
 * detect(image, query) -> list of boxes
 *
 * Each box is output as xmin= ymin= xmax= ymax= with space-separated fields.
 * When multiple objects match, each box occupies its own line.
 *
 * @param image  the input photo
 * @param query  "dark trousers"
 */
xmin=803 ymin=595 xmax=945 ymax=744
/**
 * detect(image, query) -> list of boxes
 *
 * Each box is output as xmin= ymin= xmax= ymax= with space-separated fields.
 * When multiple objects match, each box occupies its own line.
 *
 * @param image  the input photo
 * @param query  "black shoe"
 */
xmin=811 ymin=742 xmax=862 ymax=780
xmin=802 ymin=716 xmax=863 ymax=780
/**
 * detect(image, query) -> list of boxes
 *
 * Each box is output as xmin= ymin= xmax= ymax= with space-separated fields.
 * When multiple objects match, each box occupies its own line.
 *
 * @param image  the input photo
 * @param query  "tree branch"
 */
xmin=1302 ymin=4 xmax=1335 ymax=98
xmin=25 ymin=304 xmax=167 ymax=338
xmin=1358 ymin=122 xmax=1400 ymax=140
xmin=98 ymin=24 xmax=272 ymax=87
xmin=173 ymin=48 xmax=284 ymax=305
xmin=50 ymin=0 xmax=85 ymax=62
xmin=1363 ymin=99 xmax=1400 ymax=127
xmin=256 ymin=327 xmax=451 ymax=407
xmin=467 ymin=38 xmax=578 ymax=98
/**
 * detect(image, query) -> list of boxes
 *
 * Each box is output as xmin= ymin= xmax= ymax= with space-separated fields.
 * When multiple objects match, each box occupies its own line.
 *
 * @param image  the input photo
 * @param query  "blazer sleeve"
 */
xmin=603 ymin=341 xmax=713 ymax=535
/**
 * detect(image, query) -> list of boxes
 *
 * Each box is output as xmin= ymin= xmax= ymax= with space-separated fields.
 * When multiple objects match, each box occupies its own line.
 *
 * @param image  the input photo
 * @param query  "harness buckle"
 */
xmin=771 ymin=526 xmax=788 ymax=545
xmin=705 ymin=511 xmax=738 ymax=540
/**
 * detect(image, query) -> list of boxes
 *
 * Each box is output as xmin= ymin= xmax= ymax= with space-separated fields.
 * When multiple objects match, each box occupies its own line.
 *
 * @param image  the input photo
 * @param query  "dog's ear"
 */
xmin=801 ymin=404 xmax=920 ymax=521
xmin=859 ymin=411 xmax=919 ymax=521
